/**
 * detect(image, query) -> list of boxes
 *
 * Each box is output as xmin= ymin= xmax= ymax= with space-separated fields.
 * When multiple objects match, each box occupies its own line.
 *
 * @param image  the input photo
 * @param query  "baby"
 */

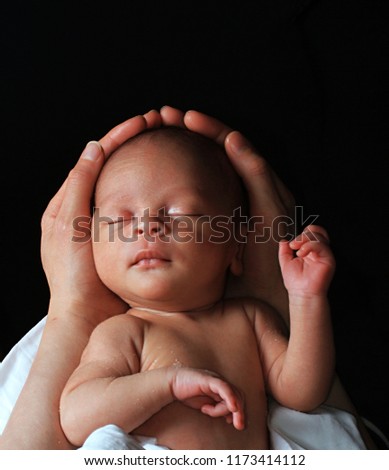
xmin=60 ymin=127 xmax=336 ymax=450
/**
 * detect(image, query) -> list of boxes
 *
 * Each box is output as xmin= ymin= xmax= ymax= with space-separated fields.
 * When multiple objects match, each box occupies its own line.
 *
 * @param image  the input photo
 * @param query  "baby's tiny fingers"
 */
xmin=225 ymin=414 xmax=233 ymax=425
xmin=210 ymin=382 xmax=240 ymax=413
xmin=224 ymin=412 xmax=245 ymax=430
xmin=201 ymin=403 xmax=245 ymax=430
xmin=201 ymin=401 xmax=230 ymax=418
xmin=296 ymin=240 xmax=334 ymax=262
xmin=290 ymin=226 xmax=329 ymax=249
xmin=303 ymin=225 xmax=330 ymax=242
xmin=278 ymin=240 xmax=295 ymax=263
xmin=232 ymin=410 xmax=245 ymax=431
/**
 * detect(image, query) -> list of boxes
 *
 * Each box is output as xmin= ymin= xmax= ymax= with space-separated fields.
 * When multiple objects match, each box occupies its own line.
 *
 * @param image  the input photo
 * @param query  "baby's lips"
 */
xmin=134 ymin=258 xmax=171 ymax=268
xmin=132 ymin=249 xmax=170 ymax=266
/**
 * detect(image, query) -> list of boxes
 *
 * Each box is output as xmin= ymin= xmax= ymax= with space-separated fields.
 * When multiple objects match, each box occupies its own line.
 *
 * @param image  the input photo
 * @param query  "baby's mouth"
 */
xmin=132 ymin=250 xmax=171 ymax=267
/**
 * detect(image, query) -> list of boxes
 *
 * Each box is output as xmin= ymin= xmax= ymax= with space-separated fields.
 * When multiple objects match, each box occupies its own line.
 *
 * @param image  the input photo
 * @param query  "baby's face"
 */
xmin=92 ymin=137 xmax=242 ymax=312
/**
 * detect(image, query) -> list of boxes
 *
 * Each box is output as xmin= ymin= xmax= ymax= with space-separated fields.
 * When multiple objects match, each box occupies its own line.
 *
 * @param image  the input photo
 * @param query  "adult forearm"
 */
xmin=0 ymin=305 xmax=97 ymax=449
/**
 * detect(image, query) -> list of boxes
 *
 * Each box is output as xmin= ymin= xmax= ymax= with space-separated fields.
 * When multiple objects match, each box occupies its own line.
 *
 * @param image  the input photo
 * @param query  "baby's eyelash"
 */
xmin=169 ymin=213 xmax=204 ymax=218
xmin=103 ymin=214 xmax=206 ymax=225
xmin=106 ymin=217 xmax=132 ymax=225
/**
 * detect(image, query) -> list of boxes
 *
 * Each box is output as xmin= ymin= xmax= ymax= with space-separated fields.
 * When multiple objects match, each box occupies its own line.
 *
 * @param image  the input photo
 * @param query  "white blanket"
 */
xmin=0 ymin=317 xmax=366 ymax=450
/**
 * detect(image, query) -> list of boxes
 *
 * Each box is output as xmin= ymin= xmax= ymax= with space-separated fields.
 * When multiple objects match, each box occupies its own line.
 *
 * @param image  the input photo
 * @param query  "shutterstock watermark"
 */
xmin=72 ymin=206 xmax=319 ymax=244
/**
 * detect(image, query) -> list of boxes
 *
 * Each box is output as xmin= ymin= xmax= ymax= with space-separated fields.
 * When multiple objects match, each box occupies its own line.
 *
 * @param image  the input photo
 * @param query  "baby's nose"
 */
xmin=132 ymin=210 xmax=170 ymax=241
xmin=134 ymin=218 xmax=163 ymax=236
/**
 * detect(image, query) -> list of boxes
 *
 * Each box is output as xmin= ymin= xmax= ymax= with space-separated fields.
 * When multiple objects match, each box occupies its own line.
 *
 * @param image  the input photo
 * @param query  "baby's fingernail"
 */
xmin=81 ymin=141 xmax=103 ymax=161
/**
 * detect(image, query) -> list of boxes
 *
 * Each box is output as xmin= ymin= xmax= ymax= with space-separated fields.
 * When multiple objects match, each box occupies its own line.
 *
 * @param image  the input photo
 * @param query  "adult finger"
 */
xmin=143 ymin=109 xmax=162 ymax=128
xmin=56 ymin=141 xmax=106 ymax=224
xmin=185 ymin=113 xmax=294 ymax=217
xmin=41 ymin=178 xmax=68 ymax=232
xmin=160 ymin=105 xmax=186 ymax=127
xmin=99 ymin=115 xmax=147 ymax=158
xmin=43 ymin=115 xmax=149 ymax=229
xmin=225 ymin=131 xmax=283 ymax=213
xmin=184 ymin=110 xmax=233 ymax=145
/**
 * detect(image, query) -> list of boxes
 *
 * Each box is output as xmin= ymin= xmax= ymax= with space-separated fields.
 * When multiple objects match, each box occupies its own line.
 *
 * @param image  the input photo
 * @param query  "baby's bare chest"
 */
xmin=138 ymin=309 xmax=261 ymax=383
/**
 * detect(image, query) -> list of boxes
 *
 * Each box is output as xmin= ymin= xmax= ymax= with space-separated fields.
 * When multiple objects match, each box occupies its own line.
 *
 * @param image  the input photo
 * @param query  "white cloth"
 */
xmin=267 ymin=398 xmax=366 ymax=449
xmin=80 ymin=426 xmax=169 ymax=450
xmin=0 ymin=317 xmax=45 ymax=432
xmin=0 ymin=317 xmax=366 ymax=450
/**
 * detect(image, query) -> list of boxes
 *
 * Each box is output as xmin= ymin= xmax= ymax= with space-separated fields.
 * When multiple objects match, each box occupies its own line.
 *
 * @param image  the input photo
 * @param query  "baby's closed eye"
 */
xmin=93 ymin=208 xmax=134 ymax=226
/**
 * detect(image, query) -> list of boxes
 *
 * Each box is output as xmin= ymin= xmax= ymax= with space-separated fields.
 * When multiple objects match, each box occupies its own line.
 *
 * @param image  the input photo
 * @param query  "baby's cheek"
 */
xmin=170 ymin=217 xmax=198 ymax=243
xmin=92 ymin=242 xmax=110 ymax=276
xmin=208 ymin=217 xmax=234 ymax=244
xmin=92 ymin=235 xmax=123 ymax=275
xmin=92 ymin=220 xmax=112 ymax=244
xmin=182 ymin=217 xmax=223 ymax=243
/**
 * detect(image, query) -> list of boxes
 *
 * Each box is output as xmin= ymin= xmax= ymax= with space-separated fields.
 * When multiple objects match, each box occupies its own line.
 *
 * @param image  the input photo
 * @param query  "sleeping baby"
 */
xmin=59 ymin=126 xmax=336 ymax=449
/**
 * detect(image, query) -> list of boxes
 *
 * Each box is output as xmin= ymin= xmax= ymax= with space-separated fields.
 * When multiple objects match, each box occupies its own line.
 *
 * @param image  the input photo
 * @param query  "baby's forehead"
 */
xmin=117 ymin=129 xmax=214 ymax=159
xmin=103 ymin=130 xmax=221 ymax=178
xmin=95 ymin=127 xmax=246 ymax=212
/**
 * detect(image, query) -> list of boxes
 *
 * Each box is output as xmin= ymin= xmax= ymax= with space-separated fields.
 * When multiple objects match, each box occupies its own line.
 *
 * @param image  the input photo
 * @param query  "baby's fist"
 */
xmin=170 ymin=367 xmax=245 ymax=430
xmin=278 ymin=225 xmax=336 ymax=297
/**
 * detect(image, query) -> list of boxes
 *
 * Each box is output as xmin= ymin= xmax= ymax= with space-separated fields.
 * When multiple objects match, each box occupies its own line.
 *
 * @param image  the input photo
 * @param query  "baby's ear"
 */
xmin=229 ymin=219 xmax=247 ymax=276
xmin=229 ymin=242 xmax=244 ymax=277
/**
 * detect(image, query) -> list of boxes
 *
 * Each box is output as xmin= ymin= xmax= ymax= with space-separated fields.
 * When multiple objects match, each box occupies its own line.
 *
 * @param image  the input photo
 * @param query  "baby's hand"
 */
xmin=170 ymin=367 xmax=245 ymax=430
xmin=278 ymin=225 xmax=336 ymax=298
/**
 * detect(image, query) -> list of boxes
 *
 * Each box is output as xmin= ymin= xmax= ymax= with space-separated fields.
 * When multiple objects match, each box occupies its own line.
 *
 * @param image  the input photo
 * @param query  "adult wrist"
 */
xmin=47 ymin=297 xmax=115 ymax=328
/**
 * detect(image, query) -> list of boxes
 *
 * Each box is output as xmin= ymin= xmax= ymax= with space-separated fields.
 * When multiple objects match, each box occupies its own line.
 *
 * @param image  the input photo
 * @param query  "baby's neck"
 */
xmin=129 ymin=301 xmax=221 ymax=317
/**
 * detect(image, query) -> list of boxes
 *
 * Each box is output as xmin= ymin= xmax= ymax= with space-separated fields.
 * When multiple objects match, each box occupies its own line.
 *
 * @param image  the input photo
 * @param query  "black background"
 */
xmin=2 ymin=1 xmax=388 ymax=445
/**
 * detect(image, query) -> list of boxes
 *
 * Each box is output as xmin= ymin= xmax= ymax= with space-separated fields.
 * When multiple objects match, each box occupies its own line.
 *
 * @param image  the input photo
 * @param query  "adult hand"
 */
xmin=0 ymin=112 xmax=165 ymax=450
xmin=160 ymin=106 xmax=294 ymax=322
xmin=160 ymin=107 xmax=376 ymax=448
xmin=41 ymin=111 xmax=162 ymax=326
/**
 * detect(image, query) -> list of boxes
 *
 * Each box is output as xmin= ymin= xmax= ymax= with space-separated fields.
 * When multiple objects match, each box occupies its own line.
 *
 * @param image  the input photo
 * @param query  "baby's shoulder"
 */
xmin=224 ymin=296 xmax=272 ymax=310
xmin=90 ymin=310 xmax=145 ymax=342
xmin=223 ymin=297 xmax=275 ymax=321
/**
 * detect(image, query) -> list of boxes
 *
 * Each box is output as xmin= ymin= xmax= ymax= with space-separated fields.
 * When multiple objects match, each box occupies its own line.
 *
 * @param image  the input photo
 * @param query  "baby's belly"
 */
xmin=132 ymin=304 xmax=269 ymax=449
xmin=134 ymin=392 xmax=269 ymax=450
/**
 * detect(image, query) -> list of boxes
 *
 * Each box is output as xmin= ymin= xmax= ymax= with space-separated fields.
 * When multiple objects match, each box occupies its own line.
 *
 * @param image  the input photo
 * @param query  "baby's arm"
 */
xmin=256 ymin=225 xmax=336 ymax=411
xmin=60 ymin=314 xmax=243 ymax=447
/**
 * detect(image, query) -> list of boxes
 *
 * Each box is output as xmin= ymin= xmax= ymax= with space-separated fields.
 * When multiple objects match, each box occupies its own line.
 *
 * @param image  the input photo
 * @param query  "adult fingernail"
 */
xmin=227 ymin=131 xmax=252 ymax=155
xmin=81 ymin=141 xmax=103 ymax=161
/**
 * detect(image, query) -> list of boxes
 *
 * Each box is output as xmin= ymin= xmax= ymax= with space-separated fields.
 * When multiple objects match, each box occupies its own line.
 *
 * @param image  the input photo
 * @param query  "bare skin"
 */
xmin=60 ymin=134 xmax=335 ymax=449
xmin=61 ymin=302 xmax=268 ymax=449
xmin=165 ymin=108 xmax=376 ymax=449
xmin=0 ymin=107 xmax=373 ymax=449
xmin=60 ymin=292 xmax=333 ymax=450
xmin=0 ymin=114 xmax=157 ymax=449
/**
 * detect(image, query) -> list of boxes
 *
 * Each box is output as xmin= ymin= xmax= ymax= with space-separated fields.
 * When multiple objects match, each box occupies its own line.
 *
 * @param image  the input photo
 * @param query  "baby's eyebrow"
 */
xmin=94 ymin=191 xmax=129 ymax=208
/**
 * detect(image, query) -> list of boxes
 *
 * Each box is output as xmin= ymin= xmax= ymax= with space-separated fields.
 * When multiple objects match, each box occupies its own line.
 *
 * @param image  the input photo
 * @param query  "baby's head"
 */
xmin=92 ymin=127 xmax=247 ymax=312
xmin=95 ymin=126 xmax=246 ymax=217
